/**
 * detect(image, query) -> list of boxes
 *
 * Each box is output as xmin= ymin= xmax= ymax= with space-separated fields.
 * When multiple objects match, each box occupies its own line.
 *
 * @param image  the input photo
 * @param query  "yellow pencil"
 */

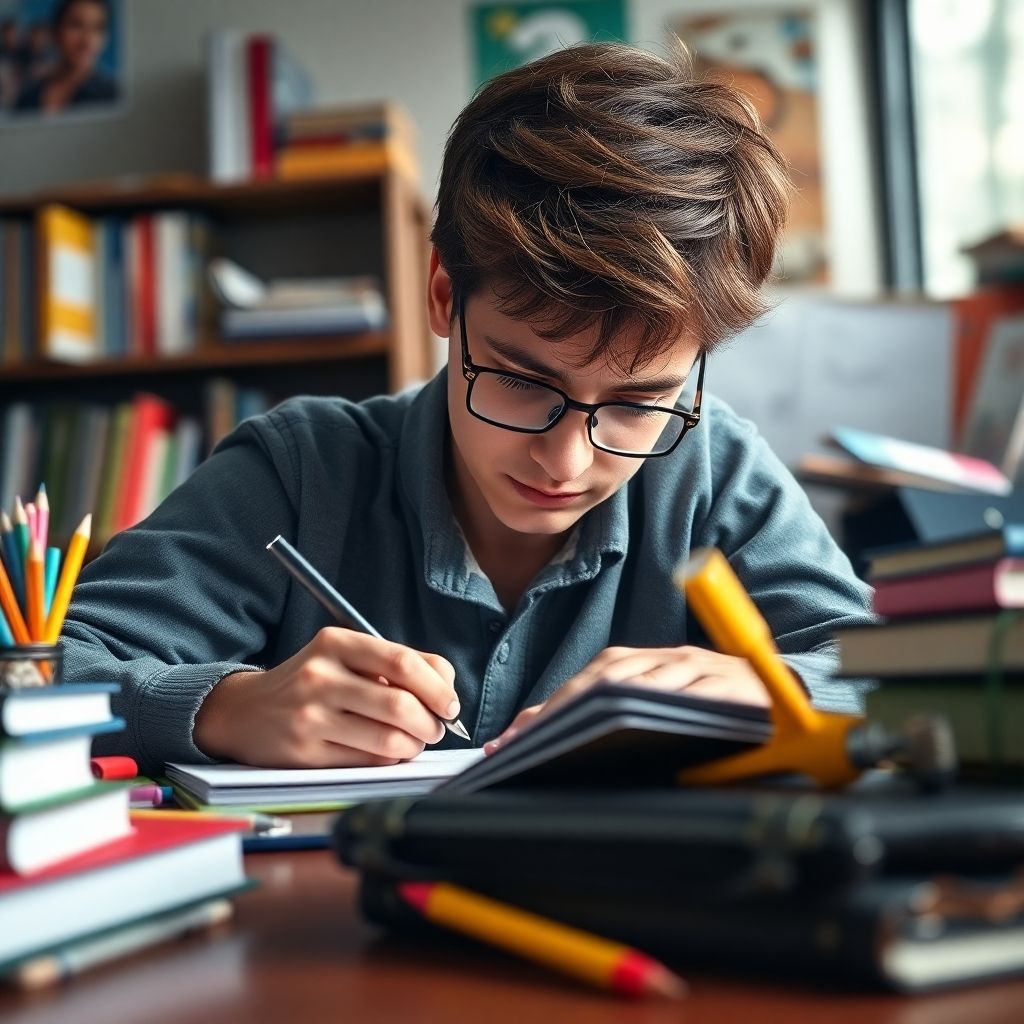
xmin=0 ymin=552 xmax=30 ymax=645
xmin=44 ymin=513 xmax=92 ymax=643
xmin=26 ymin=539 xmax=45 ymax=642
xmin=398 ymin=882 xmax=687 ymax=999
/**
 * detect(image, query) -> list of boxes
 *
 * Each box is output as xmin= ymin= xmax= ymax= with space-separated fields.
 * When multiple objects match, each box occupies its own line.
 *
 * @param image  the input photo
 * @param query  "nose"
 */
xmin=528 ymin=408 xmax=595 ymax=483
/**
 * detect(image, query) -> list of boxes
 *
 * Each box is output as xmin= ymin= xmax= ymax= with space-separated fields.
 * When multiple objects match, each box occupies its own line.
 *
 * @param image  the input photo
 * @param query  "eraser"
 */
xmin=90 ymin=755 xmax=139 ymax=780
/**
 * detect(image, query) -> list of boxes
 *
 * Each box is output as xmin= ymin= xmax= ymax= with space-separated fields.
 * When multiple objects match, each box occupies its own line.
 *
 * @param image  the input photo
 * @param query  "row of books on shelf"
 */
xmin=0 ymin=382 xmax=270 ymax=549
xmin=1 ymin=205 xmax=210 ymax=367
xmin=834 ymin=525 xmax=1024 ymax=774
xmin=206 ymin=28 xmax=417 ymax=183
xmin=0 ymin=682 xmax=249 ymax=983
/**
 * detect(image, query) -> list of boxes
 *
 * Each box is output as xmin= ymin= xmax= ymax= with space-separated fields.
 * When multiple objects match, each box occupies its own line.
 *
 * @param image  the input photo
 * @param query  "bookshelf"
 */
xmin=0 ymin=163 xmax=434 ymax=551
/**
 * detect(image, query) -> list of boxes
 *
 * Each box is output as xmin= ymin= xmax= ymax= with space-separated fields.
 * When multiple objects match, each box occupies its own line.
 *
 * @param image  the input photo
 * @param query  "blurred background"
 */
xmin=0 ymin=0 xmax=1022 ymax=568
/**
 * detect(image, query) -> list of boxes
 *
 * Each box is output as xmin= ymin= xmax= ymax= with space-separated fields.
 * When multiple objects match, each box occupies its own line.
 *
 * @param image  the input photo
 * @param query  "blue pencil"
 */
xmin=44 ymin=547 xmax=61 ymax=618
xmin=0 ymin=604 xmax=13 ymax=646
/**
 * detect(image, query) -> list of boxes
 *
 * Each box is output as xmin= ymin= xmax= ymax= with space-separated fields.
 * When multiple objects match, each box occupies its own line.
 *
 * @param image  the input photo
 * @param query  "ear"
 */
xmin=427 ymin=248 xmax=454 ymax=338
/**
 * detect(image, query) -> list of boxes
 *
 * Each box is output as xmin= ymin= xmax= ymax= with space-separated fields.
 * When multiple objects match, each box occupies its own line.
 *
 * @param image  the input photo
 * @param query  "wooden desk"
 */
xmin=2 ymin=849 xmax=1024 ymax=1024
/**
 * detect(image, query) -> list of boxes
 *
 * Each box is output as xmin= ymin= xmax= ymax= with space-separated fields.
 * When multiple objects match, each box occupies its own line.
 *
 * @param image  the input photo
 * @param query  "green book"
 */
xmin=866 ymin=679 xmax=1023 ymax=765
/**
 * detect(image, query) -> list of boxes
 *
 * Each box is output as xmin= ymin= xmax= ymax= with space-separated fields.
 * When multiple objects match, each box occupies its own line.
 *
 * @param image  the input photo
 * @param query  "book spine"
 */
xmin=872 ymin=560 xmax=1011 ymax=618
xmin=247 ymin=36 xmax=273 ymax=180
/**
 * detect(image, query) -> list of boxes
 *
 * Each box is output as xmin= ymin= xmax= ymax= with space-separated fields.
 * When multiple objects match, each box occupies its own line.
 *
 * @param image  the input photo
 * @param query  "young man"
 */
xmin=61 ymin=43 xmax=873 ymax=775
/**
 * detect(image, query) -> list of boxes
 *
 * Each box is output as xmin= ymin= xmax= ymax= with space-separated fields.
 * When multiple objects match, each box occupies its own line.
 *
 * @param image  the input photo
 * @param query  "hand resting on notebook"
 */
xmin=485 ymin=645 xmax=769 ymax=753
xmin=193 ymin=627 xmax=460 ymax=768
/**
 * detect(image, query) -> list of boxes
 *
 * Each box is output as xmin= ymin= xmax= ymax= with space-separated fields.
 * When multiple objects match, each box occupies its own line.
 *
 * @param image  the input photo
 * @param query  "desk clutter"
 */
xmin=326 ymin=539 xmax=1024 ymax=995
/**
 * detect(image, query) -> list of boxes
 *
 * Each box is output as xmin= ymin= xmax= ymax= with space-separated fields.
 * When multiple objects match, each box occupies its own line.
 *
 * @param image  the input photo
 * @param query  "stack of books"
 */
xmin=0 ymin=682 xmax=249 ymax=981
xmin=275 ymin=101 xmax=418 ymax=182
xmin=833 ymin=525 xmax=1024 ymax=776
xmin=208 ymin=257 xmax=387 ymax=340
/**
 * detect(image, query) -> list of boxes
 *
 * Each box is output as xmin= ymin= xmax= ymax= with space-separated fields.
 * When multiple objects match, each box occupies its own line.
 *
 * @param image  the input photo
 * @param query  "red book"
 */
xmin=872 ymin=558 xmax=1024 ymax=618
xmin=248 ymin=35 xmax=273 ymax=179
xmin=113 ymin=392 xmax=175 ymax=534
xmin=0 ymin=815 xmax=248 ymax=969
xmin=133 ymin=214 xmax=157 ymax=355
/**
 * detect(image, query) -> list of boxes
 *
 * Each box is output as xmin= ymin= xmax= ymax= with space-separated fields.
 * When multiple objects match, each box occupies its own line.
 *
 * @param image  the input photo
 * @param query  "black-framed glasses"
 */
xmin=458 ymin=296 xmax=705 ymax=458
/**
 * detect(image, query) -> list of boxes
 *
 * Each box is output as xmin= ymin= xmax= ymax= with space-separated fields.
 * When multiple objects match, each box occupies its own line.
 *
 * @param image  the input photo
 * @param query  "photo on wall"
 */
xmin=0 ymin=0 xmax=123 ymax=120
xmin=673 ymin=9 xmax=828 ymax=286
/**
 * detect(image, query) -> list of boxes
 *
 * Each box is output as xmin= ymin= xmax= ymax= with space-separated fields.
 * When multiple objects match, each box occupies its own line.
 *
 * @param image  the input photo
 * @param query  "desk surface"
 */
xmin=2 ymin=848 xmax=1024 ymax=1024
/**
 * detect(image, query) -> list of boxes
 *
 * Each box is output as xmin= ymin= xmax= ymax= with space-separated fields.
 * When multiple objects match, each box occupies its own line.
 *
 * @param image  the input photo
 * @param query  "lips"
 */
xmin=509 ymin=477 xmax=585 ymax=507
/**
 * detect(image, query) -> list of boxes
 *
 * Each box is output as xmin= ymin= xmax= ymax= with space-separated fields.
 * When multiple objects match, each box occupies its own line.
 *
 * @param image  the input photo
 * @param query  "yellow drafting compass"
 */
xmin=674 ymin=548 xmax=954 ymax=790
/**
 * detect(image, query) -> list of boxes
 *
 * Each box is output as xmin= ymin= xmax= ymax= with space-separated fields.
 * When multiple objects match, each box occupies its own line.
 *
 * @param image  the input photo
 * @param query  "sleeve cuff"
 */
xmin=781 ymin=651 xmax=877 ymax=715
xmin=126 ymin=662 xmax=260 ymax=775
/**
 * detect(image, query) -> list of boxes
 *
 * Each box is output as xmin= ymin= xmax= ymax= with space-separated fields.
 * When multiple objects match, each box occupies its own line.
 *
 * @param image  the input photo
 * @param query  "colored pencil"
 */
xmin=26 ymin=539 xmax=45 ymax=642
xmin=5 ymin=898 xmax=234 ymax=990
xmin=397 ymin=882 xmax=687 ymax=999
xmin=129 ymin=809 xmax=291 ymax=836
xmin=12 ymin=496 xmax=30 ymax=567
xmin=44 ymin=546 xmax=61 ymax=617
xmin=44 ymin=514 xmax=92 ymax=643
xmin=0 ymin=552 xmax=30 ymax=645
xmin=0 ymin=511 xmax=25 ymax=611
xmin=0 ymin=604 xmax=13 ymax=646
xmin=34 ymin=484 xmax=48 ymax=551
xmin=24 ymin=503 xmax=36 ymax=552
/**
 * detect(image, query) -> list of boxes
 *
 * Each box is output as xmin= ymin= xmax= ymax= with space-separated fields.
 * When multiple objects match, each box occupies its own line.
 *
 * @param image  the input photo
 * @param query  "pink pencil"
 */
xmin=34 ymin=485 xmax=49 ymax=551
xmin=25 ymin=503 xmax=36 ymax=547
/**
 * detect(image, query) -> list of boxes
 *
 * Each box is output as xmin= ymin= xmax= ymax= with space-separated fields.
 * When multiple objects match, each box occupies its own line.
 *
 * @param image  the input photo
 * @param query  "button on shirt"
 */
xmin=59 ymin=369 xmax=876 ymax=775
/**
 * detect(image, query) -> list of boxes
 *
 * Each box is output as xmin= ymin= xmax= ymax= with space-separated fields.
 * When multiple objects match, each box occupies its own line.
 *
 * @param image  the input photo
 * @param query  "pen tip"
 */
xmin=267 ymin=535 xmax=282 ymax=550
xmin=448 ymin=720 xmax=472 ymax=742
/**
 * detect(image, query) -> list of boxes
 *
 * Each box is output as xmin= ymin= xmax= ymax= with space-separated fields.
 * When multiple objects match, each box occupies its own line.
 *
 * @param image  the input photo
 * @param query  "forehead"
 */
xmin=465 ymin=295 xmax=699 ymax=383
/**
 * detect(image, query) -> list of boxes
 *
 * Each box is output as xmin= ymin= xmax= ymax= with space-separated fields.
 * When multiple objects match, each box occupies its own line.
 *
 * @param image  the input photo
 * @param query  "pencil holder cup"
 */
xmin=0 ymin=644 xmax=63 ymax=689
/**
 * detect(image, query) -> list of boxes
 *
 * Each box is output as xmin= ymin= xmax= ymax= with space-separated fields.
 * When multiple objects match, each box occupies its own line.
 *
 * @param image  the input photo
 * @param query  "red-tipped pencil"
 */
xmin=398 ymin=881 xmax=687 ymax=999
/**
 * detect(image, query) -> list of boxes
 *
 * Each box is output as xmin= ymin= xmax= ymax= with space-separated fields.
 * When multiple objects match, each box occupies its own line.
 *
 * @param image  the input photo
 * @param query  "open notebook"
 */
xmin=165 ymin=749 xmax=484 ymax=810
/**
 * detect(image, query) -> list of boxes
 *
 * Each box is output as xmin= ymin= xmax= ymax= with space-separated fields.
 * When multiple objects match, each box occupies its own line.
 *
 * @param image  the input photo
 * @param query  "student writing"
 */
xmin=59 ymin=43 xmax=875 ymax=775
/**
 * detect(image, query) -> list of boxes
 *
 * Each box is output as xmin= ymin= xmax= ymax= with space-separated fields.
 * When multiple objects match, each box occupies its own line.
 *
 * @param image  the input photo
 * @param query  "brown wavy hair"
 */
xmin=431 ymin=42 xmax=790 ymax=368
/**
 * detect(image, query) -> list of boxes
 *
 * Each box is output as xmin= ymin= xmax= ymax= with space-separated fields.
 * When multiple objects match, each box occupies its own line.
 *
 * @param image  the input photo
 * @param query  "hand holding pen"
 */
xmin=193 ymin=538 xmax=469 ymax=768
xmin=266 ymin=535 xmax=470 ymax=741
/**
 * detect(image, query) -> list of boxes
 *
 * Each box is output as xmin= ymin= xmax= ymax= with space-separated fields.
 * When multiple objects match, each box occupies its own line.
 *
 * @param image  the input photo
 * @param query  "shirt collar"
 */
xmin=398 ymin=367 xmax=630 ymax=601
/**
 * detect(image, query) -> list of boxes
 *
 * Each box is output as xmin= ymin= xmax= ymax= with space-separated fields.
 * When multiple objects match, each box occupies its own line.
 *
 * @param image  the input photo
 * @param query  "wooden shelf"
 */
xmin=0 ymin=332 xmax=391 ymax=382
xmin=0 ymin=168 xmax=428 ymax=220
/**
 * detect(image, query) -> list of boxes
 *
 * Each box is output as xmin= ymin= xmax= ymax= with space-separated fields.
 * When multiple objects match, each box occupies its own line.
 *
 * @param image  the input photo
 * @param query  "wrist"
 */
xmin=193 ymin=670 xmax=257 ymax=760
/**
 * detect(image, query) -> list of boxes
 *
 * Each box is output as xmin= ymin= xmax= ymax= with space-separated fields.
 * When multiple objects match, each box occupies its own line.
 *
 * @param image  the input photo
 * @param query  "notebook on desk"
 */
xmin=165 ymin=748 xmax=485 ymax=810
xmin=440 ymin=682 xmax=772 ymax=794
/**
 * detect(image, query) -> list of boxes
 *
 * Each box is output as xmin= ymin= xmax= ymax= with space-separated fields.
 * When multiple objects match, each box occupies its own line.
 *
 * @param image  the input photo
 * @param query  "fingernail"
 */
xmin=446 ymin=698 xmax=461 ymax=718
xmin=484 ymin=738 xmax=500 ymax=754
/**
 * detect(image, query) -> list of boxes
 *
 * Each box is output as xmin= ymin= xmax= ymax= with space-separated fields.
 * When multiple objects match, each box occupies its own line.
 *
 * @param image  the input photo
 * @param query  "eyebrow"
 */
xmin=482 ymin=334 xmax=687 ymax=395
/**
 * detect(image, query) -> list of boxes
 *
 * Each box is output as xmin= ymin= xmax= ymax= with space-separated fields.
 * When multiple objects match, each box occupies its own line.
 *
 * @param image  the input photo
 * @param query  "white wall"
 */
xmin=0 ymin=0 xmax=883 ymax=295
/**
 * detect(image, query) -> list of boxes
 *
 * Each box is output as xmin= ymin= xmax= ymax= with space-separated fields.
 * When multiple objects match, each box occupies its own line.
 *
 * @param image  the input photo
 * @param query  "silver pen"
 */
xmin=266 ymin=535 xmax=471 ymax=742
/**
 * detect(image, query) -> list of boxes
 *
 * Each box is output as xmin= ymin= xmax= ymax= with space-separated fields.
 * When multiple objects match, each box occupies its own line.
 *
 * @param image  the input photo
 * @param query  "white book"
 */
xmin=206 ymin=31 xmax=250 ymax=183
xmin=166 ymin=748 xmax=485 ymax=808
xmin=155 ymin=212 xmax=190 ymax=355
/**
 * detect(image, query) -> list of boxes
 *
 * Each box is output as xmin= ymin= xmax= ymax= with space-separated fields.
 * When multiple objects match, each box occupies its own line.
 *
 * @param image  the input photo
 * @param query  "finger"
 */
xmin=682 ymin=675 xmax=771 ymax=707
xmin=325 ymin=708 xmax=428 ymax=762
xmin=485 ymin=703 xmax=544 ymax=753
xmin=314 ymin=629 xmax=460 ymax=721
xmin=334 ymin=672 xmax=445 ymax=744
xmin=416 ymin=651 xmax=457 ymax=687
